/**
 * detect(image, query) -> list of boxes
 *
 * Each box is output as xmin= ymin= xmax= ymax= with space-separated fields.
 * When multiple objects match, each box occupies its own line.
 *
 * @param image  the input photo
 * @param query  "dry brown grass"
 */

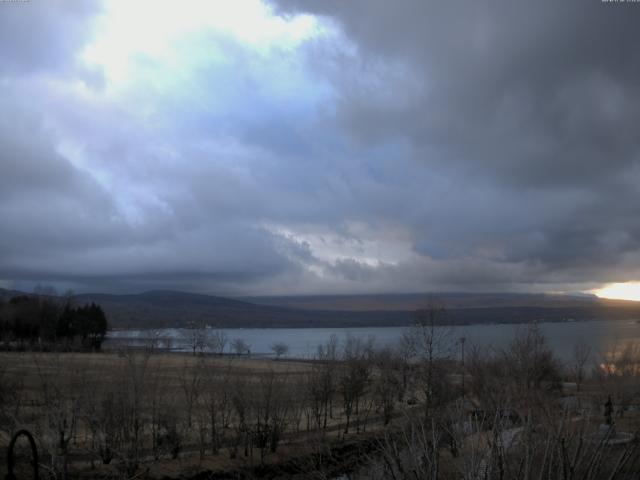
xmin=0 ymin=351 xmax=313 ymax=410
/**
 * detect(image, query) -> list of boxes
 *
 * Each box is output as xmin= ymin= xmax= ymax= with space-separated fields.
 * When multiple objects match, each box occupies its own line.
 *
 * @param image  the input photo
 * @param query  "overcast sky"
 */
xmin=1 ymin=0 xmax=640 ymax=296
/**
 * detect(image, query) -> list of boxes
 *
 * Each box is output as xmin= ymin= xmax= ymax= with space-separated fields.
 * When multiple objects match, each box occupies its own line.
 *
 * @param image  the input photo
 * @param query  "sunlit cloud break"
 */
xmin=594 ymin=282 xmax=640 ymax=302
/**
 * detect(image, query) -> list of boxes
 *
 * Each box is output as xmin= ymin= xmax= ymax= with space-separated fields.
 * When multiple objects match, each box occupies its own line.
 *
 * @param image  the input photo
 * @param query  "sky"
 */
xmin=1 ymin=0 xmax=640 ymax=298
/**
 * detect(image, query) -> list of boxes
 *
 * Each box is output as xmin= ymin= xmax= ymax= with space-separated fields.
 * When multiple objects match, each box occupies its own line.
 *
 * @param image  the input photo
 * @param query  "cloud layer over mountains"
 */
xmin=2 ymin=0 xmax=639 ymax=295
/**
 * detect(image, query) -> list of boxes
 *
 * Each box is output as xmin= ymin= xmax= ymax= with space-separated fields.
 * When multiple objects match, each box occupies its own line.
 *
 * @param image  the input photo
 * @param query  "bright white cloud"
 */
xmin=82 ymin=0 xmax=322 ymax=86
xmin=265 ymin=222 xmax=416 ymax=268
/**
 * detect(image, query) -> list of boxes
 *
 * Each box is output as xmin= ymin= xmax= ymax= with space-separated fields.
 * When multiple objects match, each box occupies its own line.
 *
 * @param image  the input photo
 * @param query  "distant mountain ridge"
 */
xmin=241 ymin=292 xmax=619 ymax=311
xmin=2 ymin=288 xmax=640 ymax=329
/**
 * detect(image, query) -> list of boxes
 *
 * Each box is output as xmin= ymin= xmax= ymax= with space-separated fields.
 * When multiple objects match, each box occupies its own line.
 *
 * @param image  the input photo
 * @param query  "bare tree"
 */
xmin=203 ymin=359 xmax=234 ymax=455
xmin=33 ymin=353 xmax=85 ymax=480
xmin=316 ymin=334 xmax=339 ymax=425
xmin=231 ymin=337 xmax=250 ymax=356
xmin=317 ymin=334 xmax=339 ymax=360
xmin=570 ymin=340 xmax=592 ymax=392
xmin=183 ymin=321 xmax=209 ymax=355
xmin=271 ymin=341 xmax=289 ymax=360
xmin=230 ymin=374 xmax=251 ymax=459
xmin=371 ymin=415 xmax=444 ymax=480
xmin=339 ymin=334 xmax=374 ymax=434
xmin=394 ymin=334 xmax=413 ymax=403
xmin=209 ymin=328 xmax=228 ymax=356
xmin=304 ymin=366 xmax=329 ymax=432
xmin=0 ymin=362 xmax=26 ymax=440
xmin=468 ymin=325 xmax=561 ymax=420
xmin=372 ymin=348 xmax=402 ymax=425
xmin=180 ymin=356 xmax=205 ymax=428
xmin=242 ymin=368 xmax=293 ymax=463
xmin=88 ymin=386 xmax=119 ymax=465
xmin=504 ymin=324 xmax=562 ymax=419
xmin=403 ymin=301 xmax=454 ymax=419
xmin=147 ymin=356 xmax=166 ymax=461
xmin=113 ymin=350 xmax=151 ymax=477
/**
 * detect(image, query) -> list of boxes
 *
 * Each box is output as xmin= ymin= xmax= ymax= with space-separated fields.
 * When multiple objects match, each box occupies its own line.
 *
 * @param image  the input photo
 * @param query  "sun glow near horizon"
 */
xmin=593 ymin=282 xmax=640 ymax=301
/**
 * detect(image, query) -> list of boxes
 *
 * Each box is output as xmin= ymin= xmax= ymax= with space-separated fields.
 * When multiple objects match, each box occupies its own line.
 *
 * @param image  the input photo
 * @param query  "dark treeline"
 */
xmin=0 ymin=294 xmax=108 ymax=350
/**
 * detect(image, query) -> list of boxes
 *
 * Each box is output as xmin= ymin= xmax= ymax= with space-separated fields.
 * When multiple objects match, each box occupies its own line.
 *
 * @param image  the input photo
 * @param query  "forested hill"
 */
xmin=3 ymin=289 xmax=640 ymax=329
xmin=74 ymin=290 xmax=412 ymax=329
xmin=75 ymin=290 xmax=640 ymax=329
xmin=241 ymin=292 xmax=634 ymax=311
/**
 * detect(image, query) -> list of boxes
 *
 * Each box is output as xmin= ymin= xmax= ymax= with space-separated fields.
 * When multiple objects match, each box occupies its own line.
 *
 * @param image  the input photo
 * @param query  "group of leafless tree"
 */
xmin=180 ymin=323 xmax=229 ymax=356
xmin=3 ymin=313 xmax=640 ymax=479
xmin=359 ymin=319 xmax=640 ymax=480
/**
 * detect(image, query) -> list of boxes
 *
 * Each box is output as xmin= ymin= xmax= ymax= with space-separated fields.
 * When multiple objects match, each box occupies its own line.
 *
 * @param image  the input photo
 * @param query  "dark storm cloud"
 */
xmin=0 ymin=0 xmax=114 ymax=278
xmin=2 ymin=0 xmax=640 ymax=294
xmin=270 ymin=0 xmax=640 ymax=188
xmin=268 ymin=0 xmax=640 ymax=287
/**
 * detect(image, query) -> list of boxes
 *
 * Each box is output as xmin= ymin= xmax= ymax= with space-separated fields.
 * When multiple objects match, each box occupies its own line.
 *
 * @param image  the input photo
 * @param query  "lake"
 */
xmin=106 ymin=318 xmax=640 ymax=363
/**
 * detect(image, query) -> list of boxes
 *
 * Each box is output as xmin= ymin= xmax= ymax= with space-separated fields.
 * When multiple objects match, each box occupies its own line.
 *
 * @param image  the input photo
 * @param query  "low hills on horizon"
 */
xmin=2 ymin=287 xmax=640 ymax=329
xmin=241 ymin=291 xmax=623 ymax=311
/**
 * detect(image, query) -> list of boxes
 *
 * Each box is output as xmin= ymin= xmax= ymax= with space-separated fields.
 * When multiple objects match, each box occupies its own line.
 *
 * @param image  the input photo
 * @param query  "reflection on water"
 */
xmin=598 ymin=341 xmax=640 ymax=375
xmin=106 ymin=318 xmax=640 ymax=363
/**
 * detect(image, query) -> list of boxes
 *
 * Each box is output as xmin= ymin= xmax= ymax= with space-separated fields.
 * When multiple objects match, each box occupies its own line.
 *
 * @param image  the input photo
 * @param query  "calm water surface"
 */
xmin=106 ymin=319 xmax=640 ymax=362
